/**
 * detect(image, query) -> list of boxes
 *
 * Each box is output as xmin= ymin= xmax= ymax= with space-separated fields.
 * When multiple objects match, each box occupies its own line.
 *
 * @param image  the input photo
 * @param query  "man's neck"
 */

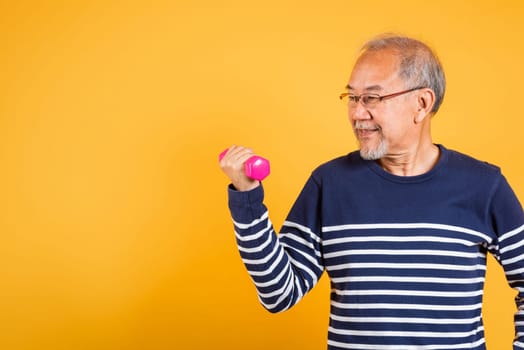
xmin=377 ymin=143 xmax=440 ymax=177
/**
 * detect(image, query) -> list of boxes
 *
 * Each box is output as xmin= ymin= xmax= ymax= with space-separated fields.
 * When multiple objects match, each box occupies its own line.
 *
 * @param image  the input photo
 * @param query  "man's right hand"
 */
xmin=219 ymin=145 xmax=260 ymax=192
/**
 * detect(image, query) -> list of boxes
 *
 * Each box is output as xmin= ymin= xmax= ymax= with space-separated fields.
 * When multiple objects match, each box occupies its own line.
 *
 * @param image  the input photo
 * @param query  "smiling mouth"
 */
xmin=355 ymin=126 xmax=380 ymax=138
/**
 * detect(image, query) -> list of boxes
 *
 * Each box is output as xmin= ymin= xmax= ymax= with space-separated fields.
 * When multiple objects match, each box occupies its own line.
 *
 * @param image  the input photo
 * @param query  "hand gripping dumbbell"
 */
xmin=219 ymin=148 xmax=270 ymax=181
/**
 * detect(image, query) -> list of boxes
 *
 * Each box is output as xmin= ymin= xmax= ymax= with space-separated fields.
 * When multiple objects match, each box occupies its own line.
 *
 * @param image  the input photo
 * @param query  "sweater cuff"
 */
xmin=228 ymin=184 xmax=264 ymax=209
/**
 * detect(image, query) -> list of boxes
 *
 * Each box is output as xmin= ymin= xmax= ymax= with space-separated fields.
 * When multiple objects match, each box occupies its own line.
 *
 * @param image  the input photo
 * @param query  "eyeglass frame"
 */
xmin=339 ymin=86 xmax=426 ymax=108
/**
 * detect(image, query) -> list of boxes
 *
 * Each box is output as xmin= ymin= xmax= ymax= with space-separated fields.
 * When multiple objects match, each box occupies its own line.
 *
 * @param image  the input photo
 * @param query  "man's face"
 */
xmin=347 ymin=49 xmax=419 ymax=160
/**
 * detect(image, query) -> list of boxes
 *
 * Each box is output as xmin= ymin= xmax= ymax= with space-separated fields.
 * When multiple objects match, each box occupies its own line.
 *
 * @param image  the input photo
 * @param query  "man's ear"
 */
xmin=414 ymin=88 xmax=435 ymax=123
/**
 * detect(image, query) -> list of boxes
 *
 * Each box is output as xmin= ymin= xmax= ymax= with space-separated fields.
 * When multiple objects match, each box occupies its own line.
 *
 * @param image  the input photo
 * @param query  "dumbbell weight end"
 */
xmin=219 ymin=148 xmax=270 ymax=181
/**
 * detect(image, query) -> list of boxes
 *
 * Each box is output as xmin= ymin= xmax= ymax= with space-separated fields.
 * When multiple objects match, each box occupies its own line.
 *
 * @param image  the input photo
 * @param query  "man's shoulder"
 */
xmin=311 ymin=150 xmax=365 ymax=178
xmin=444 ymin=146 xmax=501 ymax=175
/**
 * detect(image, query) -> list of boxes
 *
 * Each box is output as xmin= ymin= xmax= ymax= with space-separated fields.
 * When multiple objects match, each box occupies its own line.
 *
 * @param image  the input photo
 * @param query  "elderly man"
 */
xmin=219 ymin=34 xmax=524 ymax=349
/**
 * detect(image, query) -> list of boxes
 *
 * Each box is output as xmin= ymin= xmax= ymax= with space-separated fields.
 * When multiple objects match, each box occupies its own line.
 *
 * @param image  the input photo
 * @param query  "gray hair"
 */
xmin=361 ymin=34 xmax=446 ymax=114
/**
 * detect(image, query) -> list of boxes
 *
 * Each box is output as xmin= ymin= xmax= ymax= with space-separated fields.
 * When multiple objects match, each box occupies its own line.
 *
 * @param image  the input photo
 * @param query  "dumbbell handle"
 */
xmin=219 ymin=149 xmax=271 ymax=181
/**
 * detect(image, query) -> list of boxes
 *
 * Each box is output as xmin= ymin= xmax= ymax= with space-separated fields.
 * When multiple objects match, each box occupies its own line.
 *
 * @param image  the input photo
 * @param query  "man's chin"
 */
xmin=360 ymin=150 xmax=381 ymax=160
xmin=359 ymin=143 xmax=387 ymax=160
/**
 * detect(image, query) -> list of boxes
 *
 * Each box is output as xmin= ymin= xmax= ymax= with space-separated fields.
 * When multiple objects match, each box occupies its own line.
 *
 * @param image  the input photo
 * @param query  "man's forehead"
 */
xmin=347 ymin=72 xmax=397 ymax=92
xmin=353 ymin=49 xmax=400 ymax=73
xmin=348 ymin=51 xmax=401 ymax=91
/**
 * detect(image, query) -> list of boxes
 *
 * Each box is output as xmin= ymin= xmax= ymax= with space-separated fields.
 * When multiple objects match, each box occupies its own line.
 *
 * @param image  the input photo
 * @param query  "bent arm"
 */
xmin=228 ymin=178 xmax=324 ymax=313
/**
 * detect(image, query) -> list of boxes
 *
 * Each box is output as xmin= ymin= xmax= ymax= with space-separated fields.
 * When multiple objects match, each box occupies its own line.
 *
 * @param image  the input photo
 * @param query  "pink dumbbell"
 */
xmin=219 ymin=148 xmax=270 ymax=181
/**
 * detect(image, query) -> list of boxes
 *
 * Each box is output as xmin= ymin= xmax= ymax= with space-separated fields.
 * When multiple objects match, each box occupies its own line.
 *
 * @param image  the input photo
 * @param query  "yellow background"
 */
xmin=1 ymin=1 xmax=523 ymax=349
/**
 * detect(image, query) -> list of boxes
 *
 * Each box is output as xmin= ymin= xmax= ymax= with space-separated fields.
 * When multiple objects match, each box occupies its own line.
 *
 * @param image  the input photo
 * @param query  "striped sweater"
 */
xmin=227 ymin=145 xmax=524 ymax=349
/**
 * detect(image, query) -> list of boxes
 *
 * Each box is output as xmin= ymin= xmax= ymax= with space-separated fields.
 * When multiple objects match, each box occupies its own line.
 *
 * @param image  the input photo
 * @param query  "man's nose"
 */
xmin=349 ymin=101 xmax=371 ymax=121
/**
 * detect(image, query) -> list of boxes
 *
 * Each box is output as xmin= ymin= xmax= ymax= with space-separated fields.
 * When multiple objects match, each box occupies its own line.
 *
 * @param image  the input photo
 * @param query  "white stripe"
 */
xmin=281 ymin=240 xmax=322 ymax=271
xmin=327 ymin=262 xmax=485 ymax=272
xmin=251 ymin=262 xmax=290 ymax=288
xmin=237 ymin=229 xmax=274 ymax=253
xmin=257 ymin=268 xmax=293 ymax=298
xmin=257 ymin=271 xmax=305 ymax=304
xmin=330 ymin=314 xmax=482 ymax=325
xmin=282 ymin=220 xmax=321 ymax=242
xmin=515 ymin=331 xmax=524 ymax=340
xmin=500 ymin=237 xmax=524 ymax=255
xmin=505 ymin=266 xmax=524 ymax=276
xmin=499 ymin=224 xmax=524 ymax=243
xmin=331 ymin=275 xmax=485 ymax=285
xmin=323 ymin=249 xmax=483 ymax=259
xmin=506 ymin=278 xmax=524 ymax=284
xmin=233 ymin=210 xmax=268 ymax=229
xmin=331 ymin=301 xmax=482 ymax=311
xmin=241 ymin=239 xmax=280 ymax=265
xmin=327 ymin=338 xmax=485 ymax=350
xmin=293 ymin=273 xmax=306 ymax=298
xmin=259 ymin=275 xmax=295 ymax=310
xmin=333 ymin=288 xmax=484 ymax=298
xmin=501 ymin=252 xmax=524 ymax=265
xmin=328 ymin=325 xmax=484 ymax=337
xmin=235 ymin=221 xmax=272 ymax=242
xmin=245 ymin=248 xmax=285 ymax=276
xmin=280 ymin=232 xmax=322 ymax=259
xmin=286 ymin=254 xmax=319 ymax=286
xmin=324 ymin=235 xmax=477 ymax=247
xmin=322 ymin=222 xmax=491 ymax=242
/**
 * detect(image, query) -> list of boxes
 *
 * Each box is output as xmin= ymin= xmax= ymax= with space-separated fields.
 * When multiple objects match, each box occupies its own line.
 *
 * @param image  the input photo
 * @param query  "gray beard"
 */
xmin=359 ymin=138 xmax=388 ymax=160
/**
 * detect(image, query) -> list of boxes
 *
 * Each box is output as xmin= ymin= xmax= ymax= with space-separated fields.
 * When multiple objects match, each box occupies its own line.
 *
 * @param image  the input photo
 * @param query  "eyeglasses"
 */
xmin=339 ymin=86 xmax=425 ymax=108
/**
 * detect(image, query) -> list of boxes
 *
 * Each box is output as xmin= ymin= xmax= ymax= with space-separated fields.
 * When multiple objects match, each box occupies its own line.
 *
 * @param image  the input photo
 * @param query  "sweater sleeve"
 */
xmin=228 ymin=177 xmax=324 ymax=313
xmin=487 ymin=175 xmax=524 ymax=349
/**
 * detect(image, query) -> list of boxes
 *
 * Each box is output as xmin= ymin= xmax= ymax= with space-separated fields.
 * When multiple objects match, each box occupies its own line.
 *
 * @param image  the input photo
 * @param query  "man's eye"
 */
xmin=363 ymin=95 xmax=380 ymax=104
xmin=348 ymin=95 xmax=359 ymax=103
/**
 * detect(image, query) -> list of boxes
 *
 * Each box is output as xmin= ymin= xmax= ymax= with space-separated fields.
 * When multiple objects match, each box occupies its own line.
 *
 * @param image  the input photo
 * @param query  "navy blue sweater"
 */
xmin=228 ymin=145 xmax=524 ymax=349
